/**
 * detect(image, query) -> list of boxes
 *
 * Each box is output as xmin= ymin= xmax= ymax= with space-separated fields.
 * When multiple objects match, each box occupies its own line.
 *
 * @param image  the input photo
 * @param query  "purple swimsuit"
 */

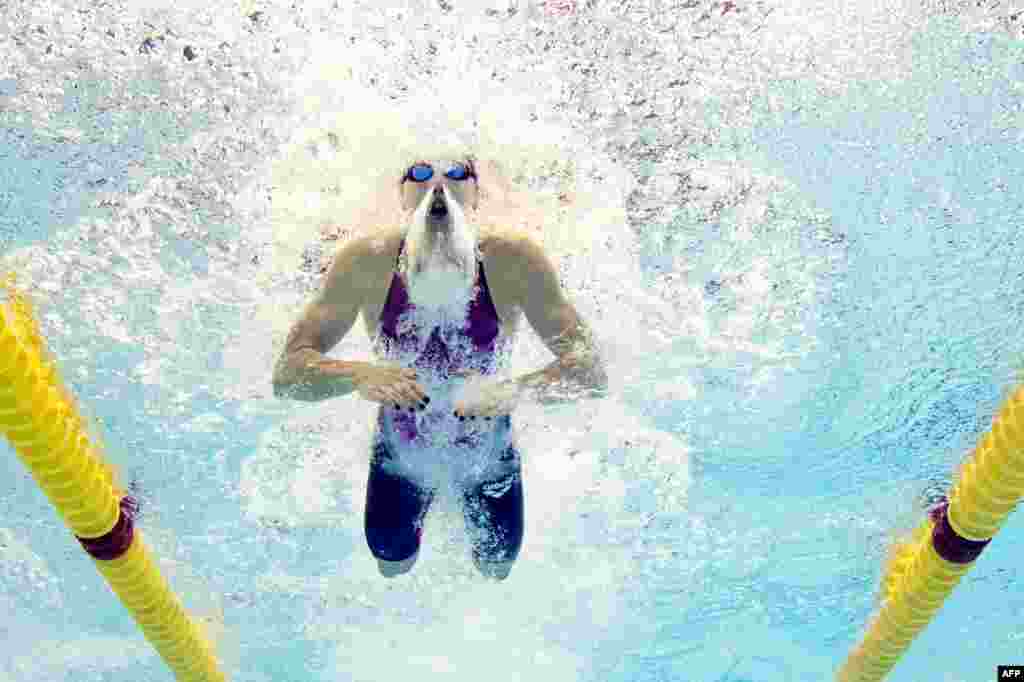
xmin=364 ymin=240 xmax=524 ymax=567
xmin=373 ymin=240 xmax=512 ymax=452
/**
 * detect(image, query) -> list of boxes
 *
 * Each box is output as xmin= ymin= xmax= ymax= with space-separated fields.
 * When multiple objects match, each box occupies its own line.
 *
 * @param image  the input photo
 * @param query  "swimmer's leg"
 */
xmin=365 ymin=439 xmax=434 ymax=578
xmin=462 ymin=446 xmax=524 ymax=581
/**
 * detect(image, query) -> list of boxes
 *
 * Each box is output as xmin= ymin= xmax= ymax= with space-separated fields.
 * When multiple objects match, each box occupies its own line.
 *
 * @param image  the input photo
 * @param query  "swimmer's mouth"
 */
xmin=429 ymin=196 xmax=448 ymax=219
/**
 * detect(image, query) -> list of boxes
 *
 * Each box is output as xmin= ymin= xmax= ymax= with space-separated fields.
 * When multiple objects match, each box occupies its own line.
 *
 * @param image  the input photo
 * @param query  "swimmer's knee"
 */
xmin=377 ymin=553 xmax=418 ymax=578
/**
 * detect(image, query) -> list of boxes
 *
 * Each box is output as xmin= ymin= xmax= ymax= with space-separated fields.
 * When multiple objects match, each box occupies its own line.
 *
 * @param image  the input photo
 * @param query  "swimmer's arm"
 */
xmin=510 ymin=238 xmax=608 ymax=405
xmin=272 ymin=240 xmax=371 ymax=401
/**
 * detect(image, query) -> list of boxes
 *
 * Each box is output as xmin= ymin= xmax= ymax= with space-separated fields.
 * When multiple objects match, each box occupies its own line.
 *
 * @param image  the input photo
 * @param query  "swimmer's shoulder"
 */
xmin=479 ymin=224 xmax=542 ymax=260
xmin=321 ymin=227 xmax=403 ymax=301
xmin=484 ymin=226 xmax=554 ymax=280
xmin=479 ymin=226 xmax=547 ymax=305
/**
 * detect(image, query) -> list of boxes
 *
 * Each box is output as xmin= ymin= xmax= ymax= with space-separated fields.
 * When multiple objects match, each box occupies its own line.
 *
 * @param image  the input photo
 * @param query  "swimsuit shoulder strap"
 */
xmin=476 ymin=255 xmax=491 ymax=294
xmin=395 ymin=238 xmax=405 ymax=270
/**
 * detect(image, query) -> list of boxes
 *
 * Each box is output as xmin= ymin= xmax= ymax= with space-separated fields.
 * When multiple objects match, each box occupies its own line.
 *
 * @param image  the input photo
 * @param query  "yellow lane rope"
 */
xmin=836 ymin=384 xmax=1024 ymax=681
xmin=0 ymin=277 xmax=227 ymax=682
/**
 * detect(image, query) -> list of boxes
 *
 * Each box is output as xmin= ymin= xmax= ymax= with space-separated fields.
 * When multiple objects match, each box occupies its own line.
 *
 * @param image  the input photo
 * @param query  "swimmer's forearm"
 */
xmin=272 ymin=350 xmax=366 ymax=402
xmin=512 ymin=355 xmax=608 ymax=406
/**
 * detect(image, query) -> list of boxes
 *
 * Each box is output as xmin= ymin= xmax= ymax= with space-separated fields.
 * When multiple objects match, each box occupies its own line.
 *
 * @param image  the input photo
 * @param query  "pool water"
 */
xmin=2 ymin=1 xmax=1023 ymax=680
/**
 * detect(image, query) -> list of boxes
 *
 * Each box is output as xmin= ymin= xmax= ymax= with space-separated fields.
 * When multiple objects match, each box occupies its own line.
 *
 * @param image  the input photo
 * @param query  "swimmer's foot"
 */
xmin=474 ymin=557 xmax=514 ymax=581
xmin=377 ymin=554 xmax=418 ymax=578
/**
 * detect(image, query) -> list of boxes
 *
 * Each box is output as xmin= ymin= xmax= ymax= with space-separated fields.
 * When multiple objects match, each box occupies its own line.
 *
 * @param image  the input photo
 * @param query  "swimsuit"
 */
xmin=364 ymin=239 xmax=524 ymax=566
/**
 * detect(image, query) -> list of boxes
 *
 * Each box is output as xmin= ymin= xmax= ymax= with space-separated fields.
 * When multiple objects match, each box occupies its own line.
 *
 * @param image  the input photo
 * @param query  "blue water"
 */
xmin=2 ymin=1 xmax=1024 ymax=681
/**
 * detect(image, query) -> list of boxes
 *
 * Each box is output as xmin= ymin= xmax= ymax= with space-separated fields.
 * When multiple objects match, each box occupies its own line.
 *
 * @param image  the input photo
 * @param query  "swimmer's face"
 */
xmin=400 ymin=160 xmax=479 ymax=312
xmin=399 ymin=160 xmax=479 ymax=217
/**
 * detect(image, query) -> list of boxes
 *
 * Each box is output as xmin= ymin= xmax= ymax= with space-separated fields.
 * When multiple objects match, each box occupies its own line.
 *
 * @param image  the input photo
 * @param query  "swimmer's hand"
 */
xmin=452 ymin=371 xmax=522 ymax=418
xmin=352 ymin=363 xmax=430 ymax=411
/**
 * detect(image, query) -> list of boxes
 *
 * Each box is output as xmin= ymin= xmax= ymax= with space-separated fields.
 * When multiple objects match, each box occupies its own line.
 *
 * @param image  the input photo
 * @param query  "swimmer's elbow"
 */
xmin=272 ymin=376 xmax=292 ymax=399
xmin=581 ymin=359 xmax=609 ymax=397
xmin=272 ymin=370 xmax=320 ymax=401
xmin=273 ymin=379 xmax=316 ymax=402
xmin=272 ymin=365 xmax=306 ymax=401
xmin=272 ymin=378 xmax=290 ymax=399
xmin=271 ymin=362 xmax=291 ymax=398
xmin=562 ymin=350 xmax=607 ymax=396
xmin=272 ymin=352 xmax=312 ymax=400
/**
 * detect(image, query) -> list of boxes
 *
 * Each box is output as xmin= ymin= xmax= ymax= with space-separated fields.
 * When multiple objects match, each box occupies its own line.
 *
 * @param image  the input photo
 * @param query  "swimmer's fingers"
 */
xmin=453 ymin=403 xmax=507 ymax=419
xmin=454 ymin=407 xmax=504 ymax=419
xmin=453 ymin=380 xmax=520 ymax=419
xmin=358 ymin=382 xmax=410 ymax=407
xmin=399 ymin=381 xmax=429 ymax=409
xmin=355 ymin=364 xmax=428 ymax=409
xmin=365 ymin=385 xmax=394 ymax=404
xmin=380 ymin=379 xmax=428 ymax=410
xmin=392 ymin=370 xmax=428 ymax=407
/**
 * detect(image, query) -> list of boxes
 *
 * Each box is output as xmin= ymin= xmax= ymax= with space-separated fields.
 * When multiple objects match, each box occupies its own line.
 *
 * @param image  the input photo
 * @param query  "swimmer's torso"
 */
xmin=354 ymin=229 xmax=523 ymax=461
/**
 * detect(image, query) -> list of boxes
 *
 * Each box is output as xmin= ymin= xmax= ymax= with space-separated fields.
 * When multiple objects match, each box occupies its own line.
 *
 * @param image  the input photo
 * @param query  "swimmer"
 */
xmin=273 ymin=158 xmax=608 ymax=580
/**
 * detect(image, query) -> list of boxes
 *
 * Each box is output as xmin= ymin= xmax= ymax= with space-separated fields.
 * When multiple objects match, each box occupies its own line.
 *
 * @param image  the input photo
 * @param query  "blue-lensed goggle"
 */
xmin=404 ymin=161 xmax=476 ymax=183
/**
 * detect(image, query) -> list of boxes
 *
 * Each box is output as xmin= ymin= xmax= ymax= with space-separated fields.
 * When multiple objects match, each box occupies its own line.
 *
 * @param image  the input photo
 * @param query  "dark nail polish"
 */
xmin=394 ymin=403 xmax=401 ymax=410
xmin=423 ymin=396 xmax=431 ymax=404
xmin=469 ymin=415 xmax=476 ymax=420
xmin=408 ymin=406 xmax=416 ymax=412
xmin=458 ymin=415 xmax=465 ymax=422
xmin=419 ymin=402 xmax=428 ymax=411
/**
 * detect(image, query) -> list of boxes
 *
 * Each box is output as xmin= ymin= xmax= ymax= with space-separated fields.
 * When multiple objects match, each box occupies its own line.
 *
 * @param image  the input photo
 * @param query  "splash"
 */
xmin=264 ymin=58 xmax=618 ymax=277
xmin=10 ymin=0 xmax=1021 ymax=679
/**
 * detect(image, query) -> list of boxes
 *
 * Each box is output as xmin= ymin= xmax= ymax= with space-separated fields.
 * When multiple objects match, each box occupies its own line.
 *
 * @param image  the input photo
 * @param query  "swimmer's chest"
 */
xmin=357 ymin=232 xmax=523 ymax=342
